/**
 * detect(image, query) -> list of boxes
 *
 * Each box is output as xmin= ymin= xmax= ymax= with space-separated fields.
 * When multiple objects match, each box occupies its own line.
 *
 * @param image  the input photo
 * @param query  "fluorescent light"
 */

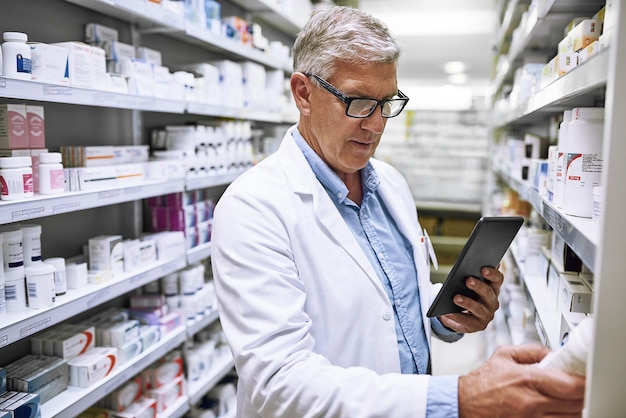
xmin=448 ymin=73 xmax=468 ymax=84
xmin=375 ymin=11 xmax=494 ymax=36
xmin=444 ymin=61 xmax=466 ymax=74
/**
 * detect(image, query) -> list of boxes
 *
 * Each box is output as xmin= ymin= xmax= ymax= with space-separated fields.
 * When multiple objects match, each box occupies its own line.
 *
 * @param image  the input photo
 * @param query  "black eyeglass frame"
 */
xmin=305 ymin=73 xmax=409 ymax=119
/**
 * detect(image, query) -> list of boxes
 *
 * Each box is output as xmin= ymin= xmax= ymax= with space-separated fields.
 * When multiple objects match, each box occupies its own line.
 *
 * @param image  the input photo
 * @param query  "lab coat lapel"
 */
xmin=277 ymin=130 xmax=387 ymax=297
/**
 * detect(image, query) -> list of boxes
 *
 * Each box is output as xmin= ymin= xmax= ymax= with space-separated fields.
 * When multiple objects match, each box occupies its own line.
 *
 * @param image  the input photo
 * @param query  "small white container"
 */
xmin=25 ymin=263 xmax=56 ymax=308
xmin=1 ymin=227 xmax=24 ymax=270
xmin=2 ymin=31 xmax=32 ymax=80
xmin=66 ymin=261 xmax=88 ymax=289
xmin=38 ymin=152 xmax=65 ymax=194
xmin=20 ymin=223 xmax=42 ymax=266
xmin=4 ymin=266 xmax=26 ymax=312
xmin=20 ymin=156 xmax=33 ymax=197
xmin=0 ymin=156 xmax=26 ymax=200
xmin=44 ymin=257 xmax=67 ymax=295
xmin=554 ymin=110 xmax=572 ymax=209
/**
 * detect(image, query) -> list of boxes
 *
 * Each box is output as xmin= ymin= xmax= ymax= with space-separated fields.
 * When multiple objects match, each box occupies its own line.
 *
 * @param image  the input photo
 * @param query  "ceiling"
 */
xmin=356 ymin=0 xmax=497 ymax=94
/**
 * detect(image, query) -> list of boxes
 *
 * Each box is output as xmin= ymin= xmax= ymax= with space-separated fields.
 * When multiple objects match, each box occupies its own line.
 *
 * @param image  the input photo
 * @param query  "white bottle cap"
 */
xmin=3 ymin=32 xmax=28 ymax=42
xmin=572 ymin=107 xmax=605 ymax=120
xmin=0 ymin=157 xmax=24 ymax=168
xmin=39 ymin=152 xmax=62 ymax=164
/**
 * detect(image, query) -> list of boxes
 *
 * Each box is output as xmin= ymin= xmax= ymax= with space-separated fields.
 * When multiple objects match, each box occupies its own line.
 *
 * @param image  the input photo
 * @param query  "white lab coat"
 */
xmin=211 ymin=127 xmax=445 ymax=418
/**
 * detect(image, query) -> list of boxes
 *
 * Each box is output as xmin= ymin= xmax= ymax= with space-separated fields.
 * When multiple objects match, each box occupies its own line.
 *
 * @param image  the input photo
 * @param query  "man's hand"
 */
xmin=439 ymin=267 xmax=503 ymax=333
xmin=458 ymin=344 xmax=586 ymax=418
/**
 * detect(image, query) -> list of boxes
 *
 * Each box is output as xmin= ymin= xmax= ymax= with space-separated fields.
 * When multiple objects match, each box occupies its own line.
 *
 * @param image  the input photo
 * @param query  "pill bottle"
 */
xmin=538 ymin=316 xmax=593 ymax=375
xmin=4 ymin=266 xmax=26 ymax=312
xmin=563 ymin=107 xmax=605 ymax=218
xmin=2 ymin=31 xmax=32 ymax=80
xmin=553 ymin=110 xmax=572 ymax=209
xmin=20 ymin=156 xmax=33 ymax=197
xmin=44 ymin=257 xmax=67 ymax=296
xmin=25 ymin=263 xmax=56 ymax=309
xmin=38 ymin=152 xmax=64 ymax=194
xmin=0 ymin=156 xmax=26 ymax=201
xmin=1 ymin=227 xmax=24 ymax=271
xmin=20 ymin=223 xmax=42 ymax=266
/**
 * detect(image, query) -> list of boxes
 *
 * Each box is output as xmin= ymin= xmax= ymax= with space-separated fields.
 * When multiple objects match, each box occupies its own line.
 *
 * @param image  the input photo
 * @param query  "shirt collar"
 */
xmin=291 ymin=125 xmax=380 ymax=205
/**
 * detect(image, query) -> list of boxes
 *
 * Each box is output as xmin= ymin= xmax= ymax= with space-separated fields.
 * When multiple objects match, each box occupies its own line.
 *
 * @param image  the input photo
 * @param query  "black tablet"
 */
xmin=426 ymin=216 xmax=524 ymax=318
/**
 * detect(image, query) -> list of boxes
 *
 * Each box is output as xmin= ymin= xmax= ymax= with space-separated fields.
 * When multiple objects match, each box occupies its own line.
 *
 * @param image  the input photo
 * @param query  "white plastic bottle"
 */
xmin=563 ymin=107 xmax=604 ymax=218
xmin=21 ymin=223 xmax=42 ymax=266
xmin=538 ymin=316 xmax=593 ymax=376
xmin=43 ymin=257 xmax=67 ymax=296
xmin=2 ymin=31 xmax=32 ymax=80
xmin=0 ymin=156 xmax=26 ymax=201
xmin=553 ymin=110 xmax=572 ymax=209
xmin=38 ymin=152 xmax=65 ymax=194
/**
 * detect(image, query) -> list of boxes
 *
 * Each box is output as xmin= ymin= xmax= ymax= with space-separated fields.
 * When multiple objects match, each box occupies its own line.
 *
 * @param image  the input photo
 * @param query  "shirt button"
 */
xmin=382 ymin=309 xmax=392 ymax=321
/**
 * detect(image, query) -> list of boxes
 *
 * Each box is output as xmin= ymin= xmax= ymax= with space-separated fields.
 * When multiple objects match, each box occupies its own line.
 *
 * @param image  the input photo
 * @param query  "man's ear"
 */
xmin=290 ymin=72 xmax=313 ymax=116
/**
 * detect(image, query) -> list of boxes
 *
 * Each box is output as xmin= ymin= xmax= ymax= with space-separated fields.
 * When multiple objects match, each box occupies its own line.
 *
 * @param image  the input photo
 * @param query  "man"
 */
xmin=211 ymin=6 xmax=585 ymax=417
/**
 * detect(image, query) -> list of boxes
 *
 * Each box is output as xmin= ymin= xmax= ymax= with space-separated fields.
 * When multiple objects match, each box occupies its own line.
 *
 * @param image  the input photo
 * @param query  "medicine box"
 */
xmin=85 ymin=23 xmax=119 ymax=46
xmin=8 ymin=356 xmax=69 ymax=403
xmin=25 ymin=105 xmax=45 ymax=149
xmin=51 ymin=42 xmax=95 ymax=88
xmin=68 ymin=347 xmax=118 ymax=388
xmin=569 ymin=19 xmax=603 ymax=52
xmin=0 ymin=392 xmax=41 ymax=418
xmin=559 ymin=311 xmax=588 ymax=346
xmin=558 ymin=275 xmax=593 ymax=313
xmin=0 ymin=104 xmax=28 ymax=149
xmin=103 ymin=375 xmax=143 ymax=412
xmin=29 ymin=43 xmax=69 ymax=86
xmin=88 ymin=235 xmax=124 ymax=275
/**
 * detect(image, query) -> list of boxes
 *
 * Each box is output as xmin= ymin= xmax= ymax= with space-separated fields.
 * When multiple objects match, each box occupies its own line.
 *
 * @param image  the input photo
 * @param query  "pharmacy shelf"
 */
xmin=40 ymin=325 xmax=188 ymax=418
xmin=491 ymin=0 xmax=606 ymax=95
xmin=187 ymin=307 xmax=220 ymax=338
xmin=229 ymin=0 xmax=306 ymax=35
xmin=499 ymin=171 xmax=598 ymax=271
xmin=493 ymin=0 xmax=527 ymax=55
xmin=0 ymin=78 xmax=289 ymax=123
xmin=64 ymin=0 xmax=185 ymax=30
xmin=188 ymin=242 xmax=212 ymax=265
xmin=0 ymin=77 xmax=185 ymax=113
xmin=158 ymin=395 xmax=190 ymax=418
xmin=188 ymin=352 xmax=235 ymax=405
xmin=0 ymin=178 xmax=185 ymax=225
xmin=63 ymin=0 xmax=292 ymax=72
xmin=494 ymin=48 xmax=609 ymax=128
xmin=185 ymin=172 xmax=241 ymax=191
xmin=0 ymin=257 xmax=186 ymax=348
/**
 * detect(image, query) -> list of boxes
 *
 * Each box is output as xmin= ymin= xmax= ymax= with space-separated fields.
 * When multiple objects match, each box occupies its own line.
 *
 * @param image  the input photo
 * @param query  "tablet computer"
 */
xmin=426 ymin=216 xmax=524 ymax=318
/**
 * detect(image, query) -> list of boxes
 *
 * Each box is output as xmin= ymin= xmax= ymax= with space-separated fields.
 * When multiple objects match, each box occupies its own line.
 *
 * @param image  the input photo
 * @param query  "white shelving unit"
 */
xmin=490 ymin=0 xmax=626 ymax=414
xmin=0 ymin=0 xmax=303 ymax=415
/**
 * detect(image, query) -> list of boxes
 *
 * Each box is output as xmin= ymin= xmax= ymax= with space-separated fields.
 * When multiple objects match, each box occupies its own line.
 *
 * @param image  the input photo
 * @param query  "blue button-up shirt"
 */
xmin=293 ymin=127 xmax=460 ymax=417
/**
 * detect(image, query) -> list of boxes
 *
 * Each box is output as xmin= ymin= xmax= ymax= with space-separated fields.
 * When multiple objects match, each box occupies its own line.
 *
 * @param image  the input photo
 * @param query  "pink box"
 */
xmin=0 ymin=104 xmax=28 ymax=149
xmin=26 ymin=105 xmax=45 ymax=148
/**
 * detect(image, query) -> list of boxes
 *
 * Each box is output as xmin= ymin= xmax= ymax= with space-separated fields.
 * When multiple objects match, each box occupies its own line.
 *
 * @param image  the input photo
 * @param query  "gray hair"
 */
xmin=292 ymin=6 xmax=401 ymax=79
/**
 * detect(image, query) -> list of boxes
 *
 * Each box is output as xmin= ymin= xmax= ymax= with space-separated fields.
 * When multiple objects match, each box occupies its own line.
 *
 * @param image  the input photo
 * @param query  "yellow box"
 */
xmin=569 ymin=19 xmax=602 ymax=52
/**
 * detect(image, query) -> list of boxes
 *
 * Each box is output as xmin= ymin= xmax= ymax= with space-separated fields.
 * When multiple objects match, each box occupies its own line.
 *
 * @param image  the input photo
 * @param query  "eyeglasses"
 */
xmin=306 ymin=73 xmax=409 ymax=118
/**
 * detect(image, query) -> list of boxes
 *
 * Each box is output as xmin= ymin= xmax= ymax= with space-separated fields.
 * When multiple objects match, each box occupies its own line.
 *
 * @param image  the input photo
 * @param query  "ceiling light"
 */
xmin=443 ymin=61 xmax=466 ymax=74
xmin=448 ymin=73 xmax=468 ymax=85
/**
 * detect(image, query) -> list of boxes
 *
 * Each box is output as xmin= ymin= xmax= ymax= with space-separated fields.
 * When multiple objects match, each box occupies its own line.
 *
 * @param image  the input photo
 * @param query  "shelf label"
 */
xmin=12 ymin=206 xmax=45 ymax=220
xmin=43 ymin=86 xmax=72 ymax=96
xmin=130 ymin=271 xmax=149 ymax=286
xmin=123 ymin=186 xmax=144 ymax=196
xmin=0 ymin=334 xmax=8 ymax=348
xmin=0 ymin=78 xmax=6 ymax=88
xmin=52 ymin=201 xmax=81 ymax=214
xmin=20 ymin=317 xmax=52 ymax=338
xmin=86 ymin=288 xmax=111 ymax=308
xmin=98 ymin=189 xmax=121 ymax=200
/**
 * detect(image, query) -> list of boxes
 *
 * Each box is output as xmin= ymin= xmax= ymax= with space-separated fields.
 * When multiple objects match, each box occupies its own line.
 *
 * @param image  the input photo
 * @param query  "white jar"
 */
xmin=1 ymin=227 xmax=24 ymax=270
xmin=2 ymin=31 xmax=32 ymax=80
xmin=563 ymin=107 xmax=605 ymax=218
xmin=0 ymin=156 xmax=25 ymax=201
xmin=553 ymin=110 xmax=572 ymax=209
xmin=65 ymin=261 xmax=88 ymax=289
xmin=44 ymin=257 xmax=67 ymax=296
xmin=4 ymin=266 xmax=26 ymax=312
xmin=38 ymin=152 xmax=64 ymax=194
xmin=21 ymin=223 xmax=42 ymax=266
xmin=25 ymin=263 xmax=56 ymax=309
xmin=20 ymin=156 xmax=33 ymax=197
